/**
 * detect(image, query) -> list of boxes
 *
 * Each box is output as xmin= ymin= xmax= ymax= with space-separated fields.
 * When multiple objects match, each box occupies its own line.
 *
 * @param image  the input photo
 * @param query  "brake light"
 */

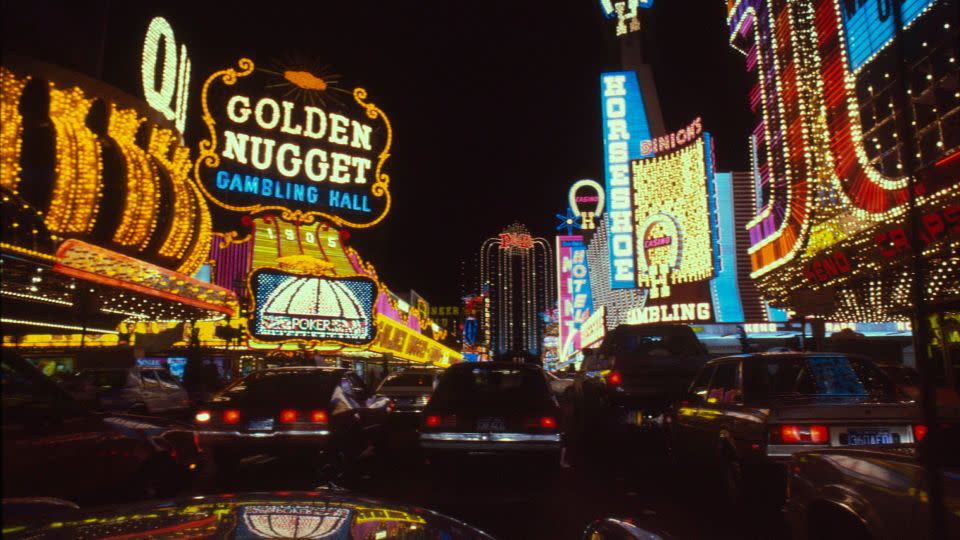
xmin=778 ymin=424 xmax=829 ymax=444
xmin=223 ymin=409 xmax=241 ymax=424
xmin=914 ymin=424 xmax=927 ymax=442
xmin=279 ymin=409 xmax=298 ymax=423
xmin=424 ymin=414 xmax=455 ymax=428
xmin=426 ymin=415 xmax=441 ymax=427
xmin=310 ymin=410 xmax=328 ymax=424
xmin=540 ymin=416 xmax=558 ymax=430
xmin=608 ymin=371 xmax=622 ymax=386
xmin=195 ymin=410 xmax=211 ymax=423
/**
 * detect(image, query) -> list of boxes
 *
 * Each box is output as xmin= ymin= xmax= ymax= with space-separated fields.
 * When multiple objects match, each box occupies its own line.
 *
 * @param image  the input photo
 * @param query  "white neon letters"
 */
xmin=141 ymin=16 xmax=191 ymax=134
xmin=220 ymin=96 xmax=373 ymax=183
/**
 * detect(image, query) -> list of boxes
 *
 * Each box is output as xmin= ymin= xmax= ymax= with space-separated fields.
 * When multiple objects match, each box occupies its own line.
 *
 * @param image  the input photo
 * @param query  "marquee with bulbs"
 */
xmin=726 ymin=0 xmax=959 ymax=321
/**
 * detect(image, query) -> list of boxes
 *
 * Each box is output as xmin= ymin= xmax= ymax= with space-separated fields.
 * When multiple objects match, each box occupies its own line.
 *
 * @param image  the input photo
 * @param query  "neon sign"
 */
xmin=632 ymin=135 xmax=715 ymax=296
xmin=195 ymin=58 xmax=392 ymax=228
xmin=598 ymin=0 xmax=654 ymax=36
xmin=568 ymin=179 xmax=605 ymax=231
xmin=840 ymin=0 xmax=938 ymax=73
xmin=249 ymin=268 xmax=377 ymax=345
xmin=601 ymin=71 xmax=653 ymax=289
xmin=557 ymin=236 xmax=593 ymax=363
xmin=499 ymin=232 xmax=535 ymax=250
xmin=141 ymin=16 xmax=191 ymax=134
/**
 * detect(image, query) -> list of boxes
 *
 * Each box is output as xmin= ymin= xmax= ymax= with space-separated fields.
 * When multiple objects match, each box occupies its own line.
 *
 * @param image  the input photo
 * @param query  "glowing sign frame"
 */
xmin=247 ymin=267 xmax=379 ymax=346
xmin=194 ymin=58 xmax=393 ymax=229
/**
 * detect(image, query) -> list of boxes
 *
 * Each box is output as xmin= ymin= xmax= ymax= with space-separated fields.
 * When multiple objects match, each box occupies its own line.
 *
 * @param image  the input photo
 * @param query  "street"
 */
xmin=190 ymin=439 xmax=787 ymax=539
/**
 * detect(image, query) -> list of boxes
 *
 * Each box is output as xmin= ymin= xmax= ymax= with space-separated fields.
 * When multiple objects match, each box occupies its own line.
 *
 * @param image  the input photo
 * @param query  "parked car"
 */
xmin=1 ymin=491 xmax=498 ymax=539
xmin=193 ymin=367 xmax=391 ymax=475
xmin=376 ymin=369 xmax=441 ymax=414
xmin=419 ymin=362 xmax=562 ymax=462
xmin=669 ymin=352 xmax=934 ymax=505
xmin=1 ymin=352 xmax=202 ymax=504
xmin=73 ymin=366 xmax=191 ymax=415
xmin=572 ymin=324 xmax=708 ymax=441
xmin=785 ymin=441 xmax=960 ymax=539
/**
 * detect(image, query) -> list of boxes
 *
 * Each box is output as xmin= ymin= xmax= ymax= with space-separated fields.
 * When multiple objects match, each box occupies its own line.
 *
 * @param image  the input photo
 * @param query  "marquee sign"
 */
xmin=248 ymin=268 xmax=378 ymax=345
xmin=568 ymin=179 xmax=605 ymax=231
xmin=195 ymin=58 xmax=392 ymax=228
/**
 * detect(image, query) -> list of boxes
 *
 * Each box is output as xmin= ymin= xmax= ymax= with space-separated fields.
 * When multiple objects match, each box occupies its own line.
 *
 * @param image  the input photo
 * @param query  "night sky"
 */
xmin=2 ymin=1 xmax=752 ymax=306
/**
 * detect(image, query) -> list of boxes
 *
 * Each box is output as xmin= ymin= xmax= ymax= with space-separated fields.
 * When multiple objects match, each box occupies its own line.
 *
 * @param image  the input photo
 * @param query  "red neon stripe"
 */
xmin=935 ymin=150 xmax=960 ymax=167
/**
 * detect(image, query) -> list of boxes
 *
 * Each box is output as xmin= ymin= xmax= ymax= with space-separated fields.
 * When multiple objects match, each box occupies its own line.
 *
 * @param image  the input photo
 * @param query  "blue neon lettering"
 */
xmin=216 ymin=170 xmax=230 ymax=189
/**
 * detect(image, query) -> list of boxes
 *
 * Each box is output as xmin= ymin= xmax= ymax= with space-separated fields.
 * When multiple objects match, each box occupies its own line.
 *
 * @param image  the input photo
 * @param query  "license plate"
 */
xmin=845 ymin=429 xmax=893 ymax=445
xmin=477 ymin=417 xmax=505 ymax=432
xmin=247 ymin=418 xmax=274 ymax=431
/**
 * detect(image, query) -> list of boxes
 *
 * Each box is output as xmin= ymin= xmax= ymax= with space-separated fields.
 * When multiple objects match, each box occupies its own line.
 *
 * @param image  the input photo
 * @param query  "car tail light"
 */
xmin=279 ymin=409 xmax=298 ymax=423
xmin=310 ymin=410 xmax=328 ymax=424
xmin=540 ymin=416 xmax=558 ymax=430
xmin=223 ymin=409 xmax=241 ymax=424
xmin=777 ymin=424 xmax=829 ymax=444
xmin=195 ymin=410 xmax=211 ymax=423
xmin=608 ymin=371 xmax=622 ymax=386
xmin=914 ymin=424 xmax=927 ymax=442
xmin=424 ymin=414 xmax=455 ymax=428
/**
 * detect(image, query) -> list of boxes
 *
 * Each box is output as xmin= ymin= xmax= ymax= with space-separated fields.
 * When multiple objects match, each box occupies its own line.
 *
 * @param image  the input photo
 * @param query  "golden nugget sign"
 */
xmin=195 ymin=58 xmax=392 ymax=228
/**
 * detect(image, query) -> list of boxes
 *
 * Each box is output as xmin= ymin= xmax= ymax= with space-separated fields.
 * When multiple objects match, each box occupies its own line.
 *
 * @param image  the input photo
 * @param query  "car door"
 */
xmin=155 ymin=369 xmax=189 ymax=413
xmin=1 ymin=358 xmax=108 ymax=501
xmin=698 ymin=361 xmax=740 ymax=463
xmin=673 ymin=363 xmax=715 ymax=460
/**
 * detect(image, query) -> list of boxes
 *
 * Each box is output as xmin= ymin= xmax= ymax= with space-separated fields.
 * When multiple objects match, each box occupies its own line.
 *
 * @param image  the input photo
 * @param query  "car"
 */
xmin=875 ymin=362 xmax=960 ymax=406
xmin=572 ymin=324 xmax=708 ymax=443
xmin=419 ymin=362 xmax=563 ymax=462
xmin=1 ymin=352 xmax=203 ymax=504
xmin=375 ymin=369 xmax=441 ymax=414
xmin=0 ymin=491 xmax=498 ymax=539
xmin=669 ymin=352 xmax=936 ymax=506
xmin=785 ymin=439 xmax=960 ymax=539
xmin=74 ymin=366 xmax=191 ymax=416
xmin=193 ymin=367 xmax=391 ymax=476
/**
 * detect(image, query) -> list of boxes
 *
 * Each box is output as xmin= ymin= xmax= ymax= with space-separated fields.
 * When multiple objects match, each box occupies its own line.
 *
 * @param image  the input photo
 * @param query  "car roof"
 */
xmin=448 ymin=361 xmax=542 ymax=370
xmin=706 ymin=352 xmax=863 ymax=364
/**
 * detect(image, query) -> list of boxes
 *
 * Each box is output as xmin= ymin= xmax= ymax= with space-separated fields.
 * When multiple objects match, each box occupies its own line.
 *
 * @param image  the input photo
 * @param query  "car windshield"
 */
xmin=431 ymin=366 xmax=549 ymax=404
xmin=750 ymin=356 xmax=896 ymax=399
xmin=380 ymin=373 xmax=435 ymax=388
xmin=81 ymin=371 xmax=130 ymax=389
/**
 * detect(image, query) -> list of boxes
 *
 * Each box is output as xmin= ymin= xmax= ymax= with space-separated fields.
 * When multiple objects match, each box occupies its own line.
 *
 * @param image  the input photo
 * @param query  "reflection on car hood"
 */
xmin=100 ymin=412 xmax=193 ymax=439
xmin=3 ymin=491 xmax=497 ymax=539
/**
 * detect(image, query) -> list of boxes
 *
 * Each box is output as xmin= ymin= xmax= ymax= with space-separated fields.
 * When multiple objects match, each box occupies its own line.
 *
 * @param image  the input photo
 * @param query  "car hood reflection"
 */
xmin=2 ymin=492 xmax=496 ymax=539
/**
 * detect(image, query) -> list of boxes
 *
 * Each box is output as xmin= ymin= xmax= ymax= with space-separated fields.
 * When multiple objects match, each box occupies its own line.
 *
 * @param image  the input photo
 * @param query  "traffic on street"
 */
xmin=2 ymin=1 xmax=959 ymax=539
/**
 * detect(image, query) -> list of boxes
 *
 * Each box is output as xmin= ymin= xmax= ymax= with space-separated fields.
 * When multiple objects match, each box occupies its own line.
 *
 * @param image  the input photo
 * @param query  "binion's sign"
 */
xmin=195 ymin=58 xmax=392 ymax=228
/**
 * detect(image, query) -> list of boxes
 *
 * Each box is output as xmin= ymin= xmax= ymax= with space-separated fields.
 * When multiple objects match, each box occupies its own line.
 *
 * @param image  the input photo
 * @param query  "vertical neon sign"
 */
xmin=601 ymin=71 xmax=653 ymax=289
xmin=557 ymin=235 xmax=593 ymax=364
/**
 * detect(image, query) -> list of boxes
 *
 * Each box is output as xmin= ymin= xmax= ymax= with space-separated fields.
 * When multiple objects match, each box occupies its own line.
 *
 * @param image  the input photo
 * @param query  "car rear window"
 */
xmin=432 ymin=366 xmax=550 ymax=404
xmin=83 ymin=371 xmax=131 ymax=389
xmin=746 ymin=356 xmax=895 ymax=399
xmin=381 ymin=373 xmax=436 ymax=388
xmin=220 ymin=371 xmax=338 ymax=402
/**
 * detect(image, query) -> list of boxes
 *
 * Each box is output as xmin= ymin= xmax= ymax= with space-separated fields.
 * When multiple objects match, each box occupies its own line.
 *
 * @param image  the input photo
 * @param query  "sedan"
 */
xmin=419 ymin=362 xmax=562 ymax=461
xmin=669 ymin=353 xmax=937 ymax=505
xmin=193 ymin=367 xmax=390 ymax=474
